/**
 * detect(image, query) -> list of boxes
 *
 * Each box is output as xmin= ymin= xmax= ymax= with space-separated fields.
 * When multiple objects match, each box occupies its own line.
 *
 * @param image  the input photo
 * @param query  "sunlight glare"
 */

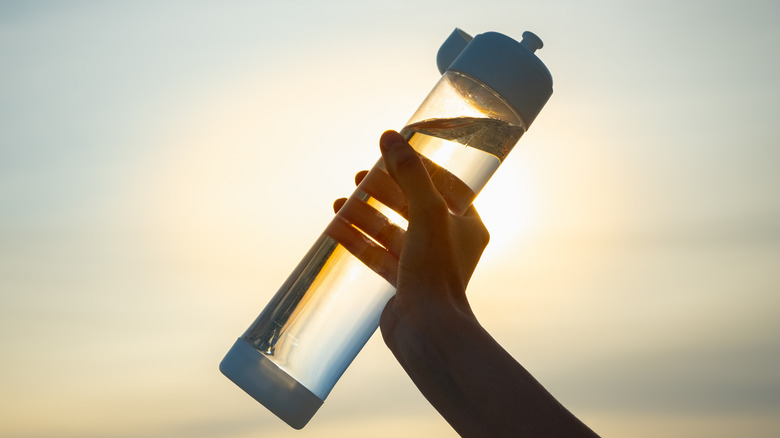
xmin=473 ymin=156 xmax=540 ymax=264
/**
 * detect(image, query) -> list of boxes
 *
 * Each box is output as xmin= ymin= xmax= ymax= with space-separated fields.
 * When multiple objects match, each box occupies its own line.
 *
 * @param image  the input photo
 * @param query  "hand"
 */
xmin=326 ymin=130 xmax=490 ymax=321
xmin=373 ymin=130 xmax=490 ymax=338
xmin=328 ymin=130 xmax=598 ymax=437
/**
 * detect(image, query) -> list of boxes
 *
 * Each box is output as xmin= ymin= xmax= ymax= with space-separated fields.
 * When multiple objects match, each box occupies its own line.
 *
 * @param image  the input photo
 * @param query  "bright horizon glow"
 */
xmin=1 ymin=2 xmax=779 ymax=438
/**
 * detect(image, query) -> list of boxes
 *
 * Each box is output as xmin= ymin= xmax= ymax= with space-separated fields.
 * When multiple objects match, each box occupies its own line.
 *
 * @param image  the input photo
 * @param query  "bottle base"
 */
xmin=219 ymin=338 xmax=323 ymax=429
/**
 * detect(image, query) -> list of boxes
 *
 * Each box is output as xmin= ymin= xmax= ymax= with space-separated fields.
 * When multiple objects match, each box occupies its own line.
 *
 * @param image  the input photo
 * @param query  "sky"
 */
xmin=1 ymin=1 xmax=779 ymax=437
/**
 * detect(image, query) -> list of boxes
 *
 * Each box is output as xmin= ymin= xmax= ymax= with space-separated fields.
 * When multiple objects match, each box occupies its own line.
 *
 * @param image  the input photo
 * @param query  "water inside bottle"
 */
xmin=401 ymin=116 xmax=524 ymax=214
xmin=241 ymin=116 xmax=524 ymax=399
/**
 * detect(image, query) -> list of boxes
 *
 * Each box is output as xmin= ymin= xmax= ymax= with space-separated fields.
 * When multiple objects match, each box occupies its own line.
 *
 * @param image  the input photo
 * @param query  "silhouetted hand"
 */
xmin=327 ymin=130 xmax=487 ymax=296
xmin=329 ymin=130 xmax=598 ymax=437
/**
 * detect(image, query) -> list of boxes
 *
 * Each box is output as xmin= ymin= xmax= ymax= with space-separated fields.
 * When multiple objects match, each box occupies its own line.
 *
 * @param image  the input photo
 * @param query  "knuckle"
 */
xmin=392 ymin=150 xmax=420 ymax=174
xmin=427 ymin=196 xmax=449 ymax=215
xmin=480 ymin=227 xmax=491 ymax=247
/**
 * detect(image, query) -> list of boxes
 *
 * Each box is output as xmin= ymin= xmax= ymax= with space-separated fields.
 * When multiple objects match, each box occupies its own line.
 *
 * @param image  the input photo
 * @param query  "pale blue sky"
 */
xmin=1 ymin=1 xmax=779 ymax=437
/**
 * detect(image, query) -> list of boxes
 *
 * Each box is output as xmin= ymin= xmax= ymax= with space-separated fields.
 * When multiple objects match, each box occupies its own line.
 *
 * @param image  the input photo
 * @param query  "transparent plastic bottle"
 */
xmin=220 ymin=28 xmax=553 ymax=429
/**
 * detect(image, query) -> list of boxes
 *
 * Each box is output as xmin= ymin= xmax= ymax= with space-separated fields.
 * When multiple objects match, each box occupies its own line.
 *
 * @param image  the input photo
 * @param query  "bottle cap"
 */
xmin=436 ymin=28 xmax=473 ymax=74
xmin=437 ymin=29 xmax=553 ymax=128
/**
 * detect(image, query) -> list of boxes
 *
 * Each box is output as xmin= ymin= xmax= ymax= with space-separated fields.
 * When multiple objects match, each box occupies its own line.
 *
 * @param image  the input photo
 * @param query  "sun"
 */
xmin=472 ymin=157 xmax=539 ymax=264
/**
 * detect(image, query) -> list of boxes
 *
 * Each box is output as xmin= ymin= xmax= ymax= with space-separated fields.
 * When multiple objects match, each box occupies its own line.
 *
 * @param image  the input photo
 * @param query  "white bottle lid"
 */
xmin=220 ymin=338 xmax=323 ymax=429
xmin=437 ymin=29 xmax=553 ymax=128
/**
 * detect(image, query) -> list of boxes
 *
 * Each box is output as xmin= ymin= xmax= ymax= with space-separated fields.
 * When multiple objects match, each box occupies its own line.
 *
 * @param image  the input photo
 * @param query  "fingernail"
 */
xmin=380 ymin=130 xmax=404 ymax=151
xmin=382 ymin=140 xmax=403 ymax=151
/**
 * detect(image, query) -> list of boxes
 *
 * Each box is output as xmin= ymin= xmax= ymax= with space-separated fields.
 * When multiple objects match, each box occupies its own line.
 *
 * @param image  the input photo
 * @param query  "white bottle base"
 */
xmin=220 ymin=338 xmax=323 ymax=429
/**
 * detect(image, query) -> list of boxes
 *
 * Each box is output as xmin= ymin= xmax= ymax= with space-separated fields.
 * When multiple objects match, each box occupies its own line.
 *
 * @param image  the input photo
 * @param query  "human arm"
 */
xmin=331 ymin=130 xmax=598 ymax=437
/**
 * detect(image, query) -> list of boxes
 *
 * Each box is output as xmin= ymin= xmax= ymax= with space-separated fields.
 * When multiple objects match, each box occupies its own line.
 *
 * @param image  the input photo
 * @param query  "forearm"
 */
xmin=375 ymin=133 xmax=596 ymax=436
xmin=384 ymin=305 xmax=598 ymax=437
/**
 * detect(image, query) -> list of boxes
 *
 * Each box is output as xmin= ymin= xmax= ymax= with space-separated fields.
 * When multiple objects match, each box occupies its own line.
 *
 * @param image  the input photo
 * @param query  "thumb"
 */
xmin=379 ymin=131 xmax=444 ymax=220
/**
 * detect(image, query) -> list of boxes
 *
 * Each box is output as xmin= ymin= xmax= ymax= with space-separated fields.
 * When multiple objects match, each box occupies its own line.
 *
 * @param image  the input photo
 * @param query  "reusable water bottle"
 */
xmin=220 ymin=28 xmax=553 ymax=429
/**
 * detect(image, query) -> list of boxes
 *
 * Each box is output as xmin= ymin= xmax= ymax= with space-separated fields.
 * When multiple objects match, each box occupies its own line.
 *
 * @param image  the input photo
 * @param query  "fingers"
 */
xmin=355 ymin=170 xmax=368 ymax=186
xmin=330 ymin=130 xmax=485 ymax=287
xmin=341 ymin=169 xmax=408 ymax=219
xmin=329 ymin=165 xmax=406 ymax=282
xmin=324 ymin=216 xmax=398 ymax=287
xmin=357 ymin=167 xmax=408 ymax=219
xmin=336 ymin=197 xmax=405 ymax=257
xmin=333 ymin=197 xmax=347 ymax=213
xmin=330 ymin=162 xmax=409 ymax=282
xmin=418 ymin=154 xmax=477 ymax=216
